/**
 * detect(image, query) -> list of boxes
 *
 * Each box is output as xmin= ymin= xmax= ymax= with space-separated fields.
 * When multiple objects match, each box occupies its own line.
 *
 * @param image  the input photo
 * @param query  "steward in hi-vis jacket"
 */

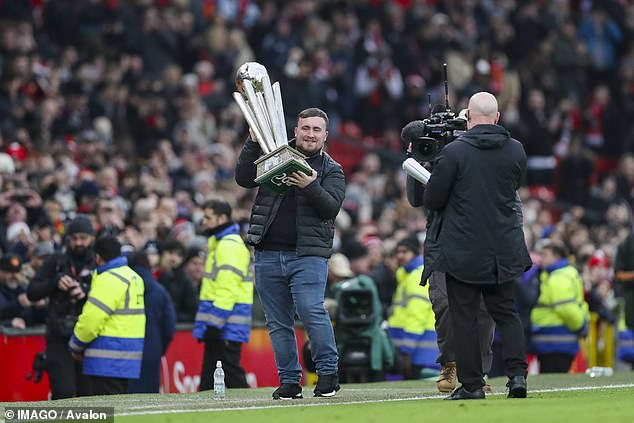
xmin=387 ymin=237 xmax=439 ymax=379
xmin=69 ymin=236 xmax=145 ymax=395
xmin=194 ymin=199 xmax=253 ymax=390
xmin=531 ymin=240 xmax=589 ymax=373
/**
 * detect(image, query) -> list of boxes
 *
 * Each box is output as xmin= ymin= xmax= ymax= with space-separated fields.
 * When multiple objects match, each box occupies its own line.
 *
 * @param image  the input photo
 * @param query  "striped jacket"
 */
xmin=69 ymin=256 xmax=145 ymax=378
xmin=531 ymin=259 xmax=589 ymax=355
xmin=387 ymin=256 xmax=439 ymax=368
xmin=193 ymin=223 xmax=253 ymax=343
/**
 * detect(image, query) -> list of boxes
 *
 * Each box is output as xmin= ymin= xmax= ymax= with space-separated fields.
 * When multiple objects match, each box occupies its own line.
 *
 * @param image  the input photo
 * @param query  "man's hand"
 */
xmin=71 ymin=351 xmax=84 ymax=361
xmin=287 ymin=170 xmax=317 ymax=189
xmin=249 ymin=129 xmax=259 ymax=144
xmin=11 ymin=317 xmax=26 ymax=329
xmin=57 ymin=275 xmax=78 ymax=292
xmin=33 ymin=298 xmax=48 ymax=309
xmin=68 ymin=285 xmax=86 ymax=301
xmin=18 ymin=293 xmax=32 ymax=308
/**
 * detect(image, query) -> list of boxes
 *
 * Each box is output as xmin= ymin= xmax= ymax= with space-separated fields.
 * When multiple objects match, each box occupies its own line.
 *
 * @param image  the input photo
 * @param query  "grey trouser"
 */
xmin=428 ymin=272 xmax=495 ymax=374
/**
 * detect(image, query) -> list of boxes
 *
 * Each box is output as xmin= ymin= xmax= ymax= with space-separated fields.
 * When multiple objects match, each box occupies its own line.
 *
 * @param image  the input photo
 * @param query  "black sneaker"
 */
xmin=272 ymin=383 xmax=303 ymax=400
xmin=313 ymin=374 xmax=340 ymax=397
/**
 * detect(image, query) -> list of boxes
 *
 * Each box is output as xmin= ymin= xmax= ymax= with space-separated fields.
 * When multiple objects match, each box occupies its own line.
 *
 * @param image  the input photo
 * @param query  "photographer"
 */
xmin=422 ymin=92 xmax=531 ymax=400
xmin=26 ymin=215 xmax=96 ymax=399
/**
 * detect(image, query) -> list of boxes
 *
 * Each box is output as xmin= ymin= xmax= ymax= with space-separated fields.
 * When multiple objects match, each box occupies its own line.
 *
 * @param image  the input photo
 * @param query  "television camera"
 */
xmin=401 ymin=64 xmax=467 ymax=164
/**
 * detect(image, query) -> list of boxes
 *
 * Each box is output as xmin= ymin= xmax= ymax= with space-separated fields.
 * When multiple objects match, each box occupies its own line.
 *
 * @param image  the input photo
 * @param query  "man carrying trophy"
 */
xmin=234 ymin=63 xmax=346 ymax=399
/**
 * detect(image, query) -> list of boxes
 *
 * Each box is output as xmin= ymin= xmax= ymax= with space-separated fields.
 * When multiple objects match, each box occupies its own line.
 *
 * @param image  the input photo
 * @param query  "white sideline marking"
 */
xmin=116 ymin=383 xmax=634 ymax=417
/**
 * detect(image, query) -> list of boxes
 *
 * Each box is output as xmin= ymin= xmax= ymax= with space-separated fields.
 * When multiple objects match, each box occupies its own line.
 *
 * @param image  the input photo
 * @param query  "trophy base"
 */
xmin=254 ymin=145 xmax=313 ymax=193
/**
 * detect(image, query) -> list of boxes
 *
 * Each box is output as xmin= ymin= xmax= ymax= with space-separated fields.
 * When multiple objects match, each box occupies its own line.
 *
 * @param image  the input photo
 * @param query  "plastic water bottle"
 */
xmin=585 ymin=366 xmax=614 ymax=377
xmin=213 ymin=360 xmax=225 ymax=400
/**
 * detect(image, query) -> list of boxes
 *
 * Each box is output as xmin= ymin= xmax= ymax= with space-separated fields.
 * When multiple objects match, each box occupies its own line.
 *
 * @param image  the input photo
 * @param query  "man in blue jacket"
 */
xmin=127 ymin=251 xmax=176 ymax=393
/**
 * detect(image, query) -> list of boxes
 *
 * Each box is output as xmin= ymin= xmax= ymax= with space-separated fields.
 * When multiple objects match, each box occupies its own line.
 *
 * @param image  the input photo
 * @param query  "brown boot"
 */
xmin=436 ymin=361 xmax=457 ymax=393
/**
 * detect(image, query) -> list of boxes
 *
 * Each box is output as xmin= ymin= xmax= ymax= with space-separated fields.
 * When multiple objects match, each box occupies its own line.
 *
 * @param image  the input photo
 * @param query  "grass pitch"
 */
xmin=4 ymin=372 xmax=634 ymax=423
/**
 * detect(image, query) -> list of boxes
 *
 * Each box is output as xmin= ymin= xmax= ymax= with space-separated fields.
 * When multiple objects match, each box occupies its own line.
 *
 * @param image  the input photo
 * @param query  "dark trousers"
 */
xmin=89 ymin=376 xmax=128 ymax=396
xmin=429 ymin=272 xmax=495 ymax=373
xmin=200 ymin=338 xmax=249 ymax=390
xmin=45 ymin=338 xmax=91 ymax=399
xmin=445 ymin=274 xmax=527 ymax=391
xmin=538 ymin=353 xmax=574 ymax=373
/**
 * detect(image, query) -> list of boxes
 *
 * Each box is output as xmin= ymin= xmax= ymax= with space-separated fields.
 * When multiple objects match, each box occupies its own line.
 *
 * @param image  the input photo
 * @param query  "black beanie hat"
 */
xmin=396 ymin=236 xmax=420 ymax=255
xmin=66 ymin=215 xmax=95 ymax=236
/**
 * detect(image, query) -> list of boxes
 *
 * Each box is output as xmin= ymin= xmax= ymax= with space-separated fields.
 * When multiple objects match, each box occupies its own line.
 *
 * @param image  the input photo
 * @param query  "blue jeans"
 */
xmin=254 ymin=250 xmax=338 ymax=384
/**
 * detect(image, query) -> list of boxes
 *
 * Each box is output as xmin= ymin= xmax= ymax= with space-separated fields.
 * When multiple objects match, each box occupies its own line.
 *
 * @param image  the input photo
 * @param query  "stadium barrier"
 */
xmin=1 ymin=324 xmax=306 ymax=401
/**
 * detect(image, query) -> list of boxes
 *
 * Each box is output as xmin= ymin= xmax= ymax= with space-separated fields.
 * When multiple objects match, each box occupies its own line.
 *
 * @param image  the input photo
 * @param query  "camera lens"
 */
xmin=418 ymin=141 xmax=436 ymax=159
xmin=412 ymin=137 xmax=439 ymax=162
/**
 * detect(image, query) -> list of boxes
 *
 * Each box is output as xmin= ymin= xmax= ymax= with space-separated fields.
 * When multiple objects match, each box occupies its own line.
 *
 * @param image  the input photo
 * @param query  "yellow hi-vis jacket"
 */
xmin=531 ymin=259 xmax=589 ymax=355
xmin=193 ymin=224 xmax=253 ymax=343
xmin=69 ymin=256 xmax=145 ymax=378
xmin=387 ymin=256 xmax=439 ymax=368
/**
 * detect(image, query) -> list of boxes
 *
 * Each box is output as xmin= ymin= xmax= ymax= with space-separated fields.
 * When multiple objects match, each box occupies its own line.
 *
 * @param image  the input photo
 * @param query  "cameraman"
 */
xmin=26 ymin=215 xmax=96 ymax=399
xmin=404 ymin=114 xmax=495 ymax=394
xmin=422 ymin=92 xmax=531 ymax=400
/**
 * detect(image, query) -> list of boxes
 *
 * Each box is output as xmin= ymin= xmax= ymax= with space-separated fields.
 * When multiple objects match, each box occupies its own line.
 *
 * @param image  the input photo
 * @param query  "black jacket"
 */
xmin=235 ymin=140 xmax=345 ymax=258
xmin=405 ymin=172 xmax=440 ymax=287
xmin=422 ymin=124 xmax=532 ymax=284
xmin=26 ymin=252 xmax=95 ymax=339
xmin=158 ymin=267 xmax=196 ymax=323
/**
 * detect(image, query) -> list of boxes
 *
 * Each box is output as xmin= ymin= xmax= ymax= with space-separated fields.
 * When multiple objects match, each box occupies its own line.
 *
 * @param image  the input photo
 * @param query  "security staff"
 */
xmin=69 ymin=236 xmax=145 ymax=395
xmin=193 ymin=199 xmax=253 ymax=390
xmin=531 ymin=240 xmax=589 ymax=373
xmin=387 ymin=237 xmax=439 ymax=379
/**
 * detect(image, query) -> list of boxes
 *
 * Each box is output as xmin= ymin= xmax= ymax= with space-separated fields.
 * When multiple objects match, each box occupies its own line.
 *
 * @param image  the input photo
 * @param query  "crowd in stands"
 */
xmin=1 ymin=0 xmax=634 ymax=368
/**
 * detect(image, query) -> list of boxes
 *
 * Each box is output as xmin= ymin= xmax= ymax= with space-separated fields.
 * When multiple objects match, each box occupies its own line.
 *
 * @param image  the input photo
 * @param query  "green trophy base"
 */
xmin=254 ymin=145 xmax=313 ymax=193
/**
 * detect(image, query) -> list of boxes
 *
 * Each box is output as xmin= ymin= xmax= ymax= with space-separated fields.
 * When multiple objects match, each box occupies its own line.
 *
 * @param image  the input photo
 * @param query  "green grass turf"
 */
xmin=4 ymin=372 xmax=634 ymax=422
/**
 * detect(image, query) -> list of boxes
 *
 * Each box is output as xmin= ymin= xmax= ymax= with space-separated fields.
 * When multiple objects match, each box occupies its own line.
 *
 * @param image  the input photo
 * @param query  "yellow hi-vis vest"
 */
xmin=69 ymin=256 xmax=145 ymax=378
xmin=531 ymin=263 xmax=588 ymax=355
xmin=193 ymin=224 xmax=253 ymax=343
xmin=387 ymin=256 xmax=438 ymax=367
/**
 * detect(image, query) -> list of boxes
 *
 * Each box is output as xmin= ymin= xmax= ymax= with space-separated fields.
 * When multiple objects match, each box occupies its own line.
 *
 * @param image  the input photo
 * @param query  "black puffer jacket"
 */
xmin=235 ymin=140 xmax=345 ymax=257
xmin=422 ymin=124 xmax=532 ymax=284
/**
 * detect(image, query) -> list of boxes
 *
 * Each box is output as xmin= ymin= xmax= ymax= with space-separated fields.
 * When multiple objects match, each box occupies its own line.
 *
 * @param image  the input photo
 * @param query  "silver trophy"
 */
xmin=233 ymin=62 xmax=312 ymax=193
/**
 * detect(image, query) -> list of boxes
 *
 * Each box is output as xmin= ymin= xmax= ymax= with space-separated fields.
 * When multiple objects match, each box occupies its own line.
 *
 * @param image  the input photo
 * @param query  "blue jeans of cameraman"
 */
xmin=254 ymin=250 xmax=338 ymax=385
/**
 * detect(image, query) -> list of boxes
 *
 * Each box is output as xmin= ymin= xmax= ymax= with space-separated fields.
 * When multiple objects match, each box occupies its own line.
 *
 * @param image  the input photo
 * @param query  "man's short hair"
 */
xmin=94 ymin=236 xmax=122 ymax=262
xmin=297 ymin=107 xmax=329 ymax=127
xmin=539 ymin=239 xmax=569 ymax=258
xmin=159 ymin=237 xmax=185 ymax=256
xmin=202 ymin=198 xmax=232 ymax=219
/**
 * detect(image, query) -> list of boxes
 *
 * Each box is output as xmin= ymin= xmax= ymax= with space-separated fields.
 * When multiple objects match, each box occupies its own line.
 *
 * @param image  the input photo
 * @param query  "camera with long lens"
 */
xmin=401 ymin=107 xmax=467 ymax=163
xmin=400 ymin=63 xmax=467 ymax=164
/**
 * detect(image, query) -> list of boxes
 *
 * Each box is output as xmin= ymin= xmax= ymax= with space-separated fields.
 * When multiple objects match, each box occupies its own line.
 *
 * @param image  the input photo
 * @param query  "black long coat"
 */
xmin=422 ymin=124 xmax=532 ymax=285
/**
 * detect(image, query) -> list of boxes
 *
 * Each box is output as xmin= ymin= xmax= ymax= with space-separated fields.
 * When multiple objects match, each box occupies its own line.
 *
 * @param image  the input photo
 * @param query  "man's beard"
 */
xmin=70 ymin=245 xmax=91 ymax=259
xmin=296 ymin=142 xmax=321 ymax=157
